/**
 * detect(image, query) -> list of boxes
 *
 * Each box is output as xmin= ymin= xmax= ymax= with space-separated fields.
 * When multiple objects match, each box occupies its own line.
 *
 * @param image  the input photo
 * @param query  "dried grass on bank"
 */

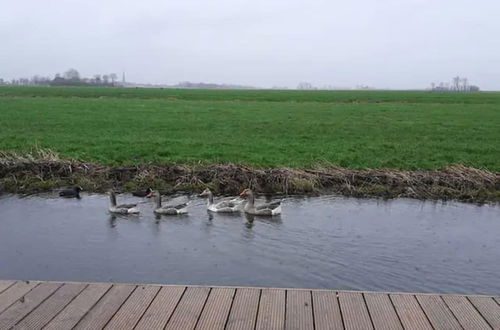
xmin=1 ymin=149 xmax=498 ymax=203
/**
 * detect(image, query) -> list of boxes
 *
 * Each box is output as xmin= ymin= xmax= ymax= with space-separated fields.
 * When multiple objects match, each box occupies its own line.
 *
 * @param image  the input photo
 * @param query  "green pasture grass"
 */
xmin=1 ymin=86 xmax=500 ymax=104
xmin=0 ymin=87 xmax=499 ymax=170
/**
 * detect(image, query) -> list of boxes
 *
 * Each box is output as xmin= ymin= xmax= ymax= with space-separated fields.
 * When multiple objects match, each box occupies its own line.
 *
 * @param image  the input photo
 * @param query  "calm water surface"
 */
xmin=0 ymin=193 xmax=499 ymax=294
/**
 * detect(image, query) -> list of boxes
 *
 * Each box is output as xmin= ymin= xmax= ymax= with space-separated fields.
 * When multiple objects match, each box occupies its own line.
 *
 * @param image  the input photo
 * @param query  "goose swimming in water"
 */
xmin=108 ymin=191 xmax=139 ymax=214
xmin=239 ymin=189 xmax=281 ymax=216
xmin=199 ymin=188 xmax=244 ymax=213
xmin=132 ymin=187 xmax=153 ymax=198
xmin=153 ymin=192 xmax=189 ymax=215
xmin=59 ymin=186 xmax=83 ymax=198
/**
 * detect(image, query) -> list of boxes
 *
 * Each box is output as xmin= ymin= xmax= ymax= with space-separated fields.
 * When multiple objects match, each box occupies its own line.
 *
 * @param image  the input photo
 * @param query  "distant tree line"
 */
xmin=174 ymin=81 xmax=254 ymax=89
xmin=297 ymin=82 xmax=375 ymax=90
xmin=430 ymin=76 xmax=479 ymax=92
xmin=0 ymin=69 xmax=120 ymax=87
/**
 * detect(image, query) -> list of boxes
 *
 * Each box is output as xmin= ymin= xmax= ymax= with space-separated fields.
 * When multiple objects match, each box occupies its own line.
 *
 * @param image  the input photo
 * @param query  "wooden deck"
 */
xmin=1 ymin=280 xmax=500 ymax=329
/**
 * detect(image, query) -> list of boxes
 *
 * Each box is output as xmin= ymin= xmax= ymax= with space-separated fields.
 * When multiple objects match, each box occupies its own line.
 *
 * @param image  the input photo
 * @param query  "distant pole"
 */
xmin=122 ymin=72 xmax=126 ymax=84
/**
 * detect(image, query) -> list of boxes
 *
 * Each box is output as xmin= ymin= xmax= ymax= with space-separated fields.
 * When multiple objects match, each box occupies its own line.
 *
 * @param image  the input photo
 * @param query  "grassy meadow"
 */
xmin=0 ymin=86 xmax=499 ymax=171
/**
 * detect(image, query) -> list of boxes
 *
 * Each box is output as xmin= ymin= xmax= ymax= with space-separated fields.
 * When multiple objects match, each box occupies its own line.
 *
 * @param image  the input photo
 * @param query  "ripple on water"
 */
xmin=0 ymin=193 xmax=499 ymax=294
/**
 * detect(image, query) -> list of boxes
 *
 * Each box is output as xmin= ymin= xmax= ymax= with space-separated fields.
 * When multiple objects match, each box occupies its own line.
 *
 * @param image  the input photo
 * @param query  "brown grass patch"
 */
xmin=0 ymin=149 xmax=498 ymax=203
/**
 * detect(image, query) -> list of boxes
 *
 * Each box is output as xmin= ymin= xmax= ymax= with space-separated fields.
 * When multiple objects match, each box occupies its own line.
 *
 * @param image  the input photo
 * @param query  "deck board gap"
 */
xmin=42 ymin=283 xmax=90 ymax=328
xmin=414 ymin=294 xmax=436 ymax=330
xmin=362 ymin=293 xmax=376 ymax=330
xmin=160 ymin=286 xmax=187 ymax=329
xmin=337 ymin=292 xmax=346 ymax=330
xmin=284 ymin=289 xmax=288 ymax=329
xmin=388 ymin=292 xmax=405 ymax=330
xmin=101 ymin=285 xmax=138 ymax=329
xmin=192 ymin=287 xmax=212 ymax=330
xmin=438 ymin=295 xmax=463 ymax=329
xmin=0 ymin=281 xmax=40 ymax=315
xmin=222 ymin=287 xmax=237 ymax=330
xmin=253 ymin=289 xmax=262 ymax=330
xmin=0 ymin=281 xmax=16 ymax=295
xmin=466 ymin=296 xmax=498 ymax=329
xmin=309 ymin=290 xmax=316 ymax=330
xmin=72 ymin=283 xmax=115 ymax=329
xmin=131 ymin=285 xmax=163 ymax=330
xmin=9 ymin=283 xmax=50 ymax=326
xmin=2 ymin=282 xmax=62 ymax=329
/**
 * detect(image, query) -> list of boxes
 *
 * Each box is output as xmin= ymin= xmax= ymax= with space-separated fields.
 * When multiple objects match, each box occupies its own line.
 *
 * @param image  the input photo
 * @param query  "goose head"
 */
xmin=240 ymin=188 xmax=255 ymax=206
xmin=145 ymin=187 xmax=153 ymax=198
xmin=239 ymin=188 xmax=253 ymax=198
xmin=198 ymin=188 xmax=212 ymax=197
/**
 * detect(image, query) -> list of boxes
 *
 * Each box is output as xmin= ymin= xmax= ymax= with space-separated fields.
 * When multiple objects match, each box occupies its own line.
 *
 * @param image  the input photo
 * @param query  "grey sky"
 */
xmin=1 ymin=0 xmax=499 ymax=89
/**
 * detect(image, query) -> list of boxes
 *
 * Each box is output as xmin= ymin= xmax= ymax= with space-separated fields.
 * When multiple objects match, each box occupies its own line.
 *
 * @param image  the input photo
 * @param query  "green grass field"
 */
xmin=0 ymin=86 xmax=499 ymax=170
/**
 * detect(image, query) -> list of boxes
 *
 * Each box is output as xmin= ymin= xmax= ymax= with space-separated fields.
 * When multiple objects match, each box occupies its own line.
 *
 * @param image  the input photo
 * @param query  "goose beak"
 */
xmin=146 ymin=191 xmax=154 ymax=198
xmin=239 ymin=191 xmax=246 ymax=196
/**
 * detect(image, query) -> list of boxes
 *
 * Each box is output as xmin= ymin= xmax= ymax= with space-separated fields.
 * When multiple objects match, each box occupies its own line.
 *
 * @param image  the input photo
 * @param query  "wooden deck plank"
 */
xmin=416 ymin=294 xmax=462 ymax=330
xmin=12 ymin=282 xmax=87 ymax=330
xmin=442 ymin=295 xmax=491 ymax=330
xmin=195 ymin=287 xmax=235 ymax=330
xmin=338 ymin=292 xmax=373 ymax=330
xmin=0 ymin=282 xmax=61 ymax=329
xmin=1 ymin=279 xmax=499 ymax=330
xmin=0 ymin=281 xmax=39 ymax=314
xmin=389 ymin=294 xmax=433 ymax=330
xmin=73 ymin=284 xmax=135 ymax=330
xmin=468 ymin=296 xmax=500 ymax=329
xmin=43 ymin=282 xmax=112 ymax=330
xmin=164 ymin=286 xmax=210 ymax=330
xmin=135 ymin=286 xmax=185 ymax=330
xmin=225 ymin=288 xmax=261 ymax=330
xmin=311 ymin=290 xmax=344 ymax=330
xmin=255 ymin=288 xmax=285 ymax=330
xmin=286 ymin=290 xmax=314 ymax=330
xmin=104 ymin=285 xmax=160 ymax=329
xmin=0 ymin=280 xmax=16 ymax=294
xmin=364 ymin=293 xmax=403 ymax=330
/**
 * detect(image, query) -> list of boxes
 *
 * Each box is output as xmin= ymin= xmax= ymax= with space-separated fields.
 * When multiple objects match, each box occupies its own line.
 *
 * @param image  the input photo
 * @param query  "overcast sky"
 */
xmin=1 ymin=0 xmax=499 ymax=89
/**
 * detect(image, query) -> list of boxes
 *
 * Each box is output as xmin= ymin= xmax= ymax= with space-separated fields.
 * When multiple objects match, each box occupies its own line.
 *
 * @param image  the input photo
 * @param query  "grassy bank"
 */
xmin=1 ymin=150 xmax=499 ymax=202
xmin=0 ymin=86 xmax=499 ymax=170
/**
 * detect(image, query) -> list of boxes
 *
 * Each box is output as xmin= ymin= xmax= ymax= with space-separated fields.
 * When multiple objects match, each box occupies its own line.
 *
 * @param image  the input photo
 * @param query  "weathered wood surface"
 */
xmin=0 ymin=280 xmax=499 ymax=329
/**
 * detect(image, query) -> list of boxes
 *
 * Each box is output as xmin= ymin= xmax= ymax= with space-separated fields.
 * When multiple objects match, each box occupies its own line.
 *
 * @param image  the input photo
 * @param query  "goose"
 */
xmin=239 ymin=189 xmax=281 ymax=216
xmin=153 ymin=192 xmax=188 ymax=215
xmin=108 ymin=191 xmax=139 ymax=214
xmin=59 ymin=186 xmax=83 ymax=198
xmin=132 ymin=187 xmax=153 ymax=198
xmin=198 ymin=188 xmax=244 ymax=213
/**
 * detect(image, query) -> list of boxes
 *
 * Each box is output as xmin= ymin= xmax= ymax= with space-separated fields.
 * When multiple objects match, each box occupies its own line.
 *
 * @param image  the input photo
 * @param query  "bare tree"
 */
xmin=297 ymin=82 xmax=314 ymax=90
xmin=452 ymin=76 xmax=460 ymax=91
xmin=64 ymin=68 xmax=80 ymax=80
xmin=461 ymin=77 xmax=468 ymax=92
xmin=109 ymin=73 xmax=117 ymax=85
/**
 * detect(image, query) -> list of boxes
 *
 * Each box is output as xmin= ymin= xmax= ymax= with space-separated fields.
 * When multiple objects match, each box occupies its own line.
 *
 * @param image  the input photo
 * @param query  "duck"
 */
xmin=153 ymin=191 xmax=188 ymax=215
xmin=132 ymin=187 xmax=153 ymax=198
xmin=198 ymin=188 xmax=244 ymax=213
xmin=59 ymin=186 xmax=83 ymax=198
xmin=108 ymin=191 xmax=139 ymax=214
xmin=239 ymin=188 xmax=282 ymax=216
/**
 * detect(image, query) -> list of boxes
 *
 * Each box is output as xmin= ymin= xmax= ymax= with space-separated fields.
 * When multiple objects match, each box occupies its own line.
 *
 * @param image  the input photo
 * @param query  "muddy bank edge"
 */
xmin=1 ymin=151 xmax=499 ymax=203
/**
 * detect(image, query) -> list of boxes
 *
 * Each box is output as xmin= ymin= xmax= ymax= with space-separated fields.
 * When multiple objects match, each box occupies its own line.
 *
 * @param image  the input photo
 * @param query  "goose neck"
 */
xmin=110 ymin=192 xmax=117 ymax=207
